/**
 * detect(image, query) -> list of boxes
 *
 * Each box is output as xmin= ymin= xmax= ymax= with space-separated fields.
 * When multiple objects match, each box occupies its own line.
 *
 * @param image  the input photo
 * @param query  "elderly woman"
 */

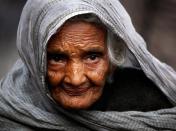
xmin=0 ymin=0 xmax=176 ymax=130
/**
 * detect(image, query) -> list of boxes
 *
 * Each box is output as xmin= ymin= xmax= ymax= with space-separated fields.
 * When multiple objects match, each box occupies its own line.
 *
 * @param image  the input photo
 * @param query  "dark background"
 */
xmin=0 ymin=0 xmax=176 ymax=78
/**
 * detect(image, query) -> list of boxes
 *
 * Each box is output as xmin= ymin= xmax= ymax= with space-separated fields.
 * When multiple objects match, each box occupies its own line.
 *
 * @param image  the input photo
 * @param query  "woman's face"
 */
xmin=47 ymin=20 xmax=110 ymax=110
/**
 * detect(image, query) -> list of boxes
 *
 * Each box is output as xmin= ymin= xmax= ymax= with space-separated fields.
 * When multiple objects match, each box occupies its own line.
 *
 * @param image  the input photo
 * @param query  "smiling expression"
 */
xmin=47 ymin=20 xmax=110 ymax=110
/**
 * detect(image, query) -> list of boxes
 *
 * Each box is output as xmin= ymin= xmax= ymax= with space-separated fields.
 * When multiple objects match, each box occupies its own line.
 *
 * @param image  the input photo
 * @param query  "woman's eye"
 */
xmin=48 ymin=53 xmax=67 ymax=64
xmin=85 ymin=52 xmax=103 ymax=63
xmin=88 ymin=54 xmax=99 ymax=60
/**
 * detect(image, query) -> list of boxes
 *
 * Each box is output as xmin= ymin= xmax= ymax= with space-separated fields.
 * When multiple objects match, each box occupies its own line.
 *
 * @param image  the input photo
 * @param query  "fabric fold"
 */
xmin=0 ymin=0 xmax=176 ymax=130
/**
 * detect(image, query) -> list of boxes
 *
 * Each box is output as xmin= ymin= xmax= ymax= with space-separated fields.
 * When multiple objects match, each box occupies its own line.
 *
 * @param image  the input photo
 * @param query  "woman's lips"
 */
xmin=61 ymin=84 xmax=91 ymax=96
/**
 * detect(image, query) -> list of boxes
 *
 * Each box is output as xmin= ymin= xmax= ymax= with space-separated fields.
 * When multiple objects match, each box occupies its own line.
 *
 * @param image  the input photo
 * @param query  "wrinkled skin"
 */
xmin=47 ymin=20 xmax=110 ymax=110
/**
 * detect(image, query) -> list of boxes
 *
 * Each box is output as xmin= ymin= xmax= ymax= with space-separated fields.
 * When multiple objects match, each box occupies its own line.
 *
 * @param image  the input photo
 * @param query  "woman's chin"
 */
xmin=61 ymin=101 xmax=92 ymax=110
xmin=52 ymin=90 xmax=102 ymax=110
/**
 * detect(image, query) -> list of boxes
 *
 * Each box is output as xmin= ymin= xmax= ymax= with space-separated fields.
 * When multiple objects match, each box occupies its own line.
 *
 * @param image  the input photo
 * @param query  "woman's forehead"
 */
xmin=47 ymin=20 xmax=107 ymax=52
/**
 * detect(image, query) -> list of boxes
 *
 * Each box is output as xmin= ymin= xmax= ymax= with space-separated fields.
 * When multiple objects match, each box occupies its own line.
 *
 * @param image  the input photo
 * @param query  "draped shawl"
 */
xmin=0 ymin=0 xmax=176 ymax=130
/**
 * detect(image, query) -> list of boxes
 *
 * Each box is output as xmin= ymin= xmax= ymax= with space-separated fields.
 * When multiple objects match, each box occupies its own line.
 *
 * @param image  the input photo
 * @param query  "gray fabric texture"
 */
xmin=0 ymin=0 xmax=176 ymax=130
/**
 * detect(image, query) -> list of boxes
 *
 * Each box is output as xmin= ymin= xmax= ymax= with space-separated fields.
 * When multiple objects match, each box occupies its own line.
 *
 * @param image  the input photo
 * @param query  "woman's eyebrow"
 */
xmin=47 ymin=50 xmax=69 ymax=58
xmin=82 ymin=46 xmax=105 ymax=52
xmin=47 ymin=47 xmax=65 ymax=53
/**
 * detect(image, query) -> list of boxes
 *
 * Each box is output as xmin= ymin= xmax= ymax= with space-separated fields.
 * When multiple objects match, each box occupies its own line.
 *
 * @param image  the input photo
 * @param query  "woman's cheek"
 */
xmin=86 ymin=64 xmax=109 ymax=86
xmin=47 ymin=70 xmax=64 ymax=86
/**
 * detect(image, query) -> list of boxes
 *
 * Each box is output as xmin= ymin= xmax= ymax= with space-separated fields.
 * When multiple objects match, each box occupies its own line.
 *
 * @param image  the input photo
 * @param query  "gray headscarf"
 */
xmin=0 ymin=0 xmax=176 ymax=130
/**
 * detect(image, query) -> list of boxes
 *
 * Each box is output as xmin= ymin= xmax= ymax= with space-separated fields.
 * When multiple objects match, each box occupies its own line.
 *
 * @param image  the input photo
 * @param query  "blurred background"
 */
xmin=0 ymin=0 xmax=176 ymax=78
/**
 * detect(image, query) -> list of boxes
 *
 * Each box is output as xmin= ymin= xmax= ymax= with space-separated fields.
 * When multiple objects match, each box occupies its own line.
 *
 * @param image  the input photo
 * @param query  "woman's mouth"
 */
xmin=61 ymin=84 xmax=91 ymax=96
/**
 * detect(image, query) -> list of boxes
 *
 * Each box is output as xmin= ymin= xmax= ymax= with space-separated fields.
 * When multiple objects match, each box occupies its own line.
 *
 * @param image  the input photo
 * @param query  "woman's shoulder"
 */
xmin=105 ymin=67 xmax=173 ymax=111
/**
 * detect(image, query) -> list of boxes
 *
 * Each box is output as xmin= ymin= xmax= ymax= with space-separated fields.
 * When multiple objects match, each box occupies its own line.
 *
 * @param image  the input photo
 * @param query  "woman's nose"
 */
xmin=64 ymin=63 xmax=87 ymax=86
